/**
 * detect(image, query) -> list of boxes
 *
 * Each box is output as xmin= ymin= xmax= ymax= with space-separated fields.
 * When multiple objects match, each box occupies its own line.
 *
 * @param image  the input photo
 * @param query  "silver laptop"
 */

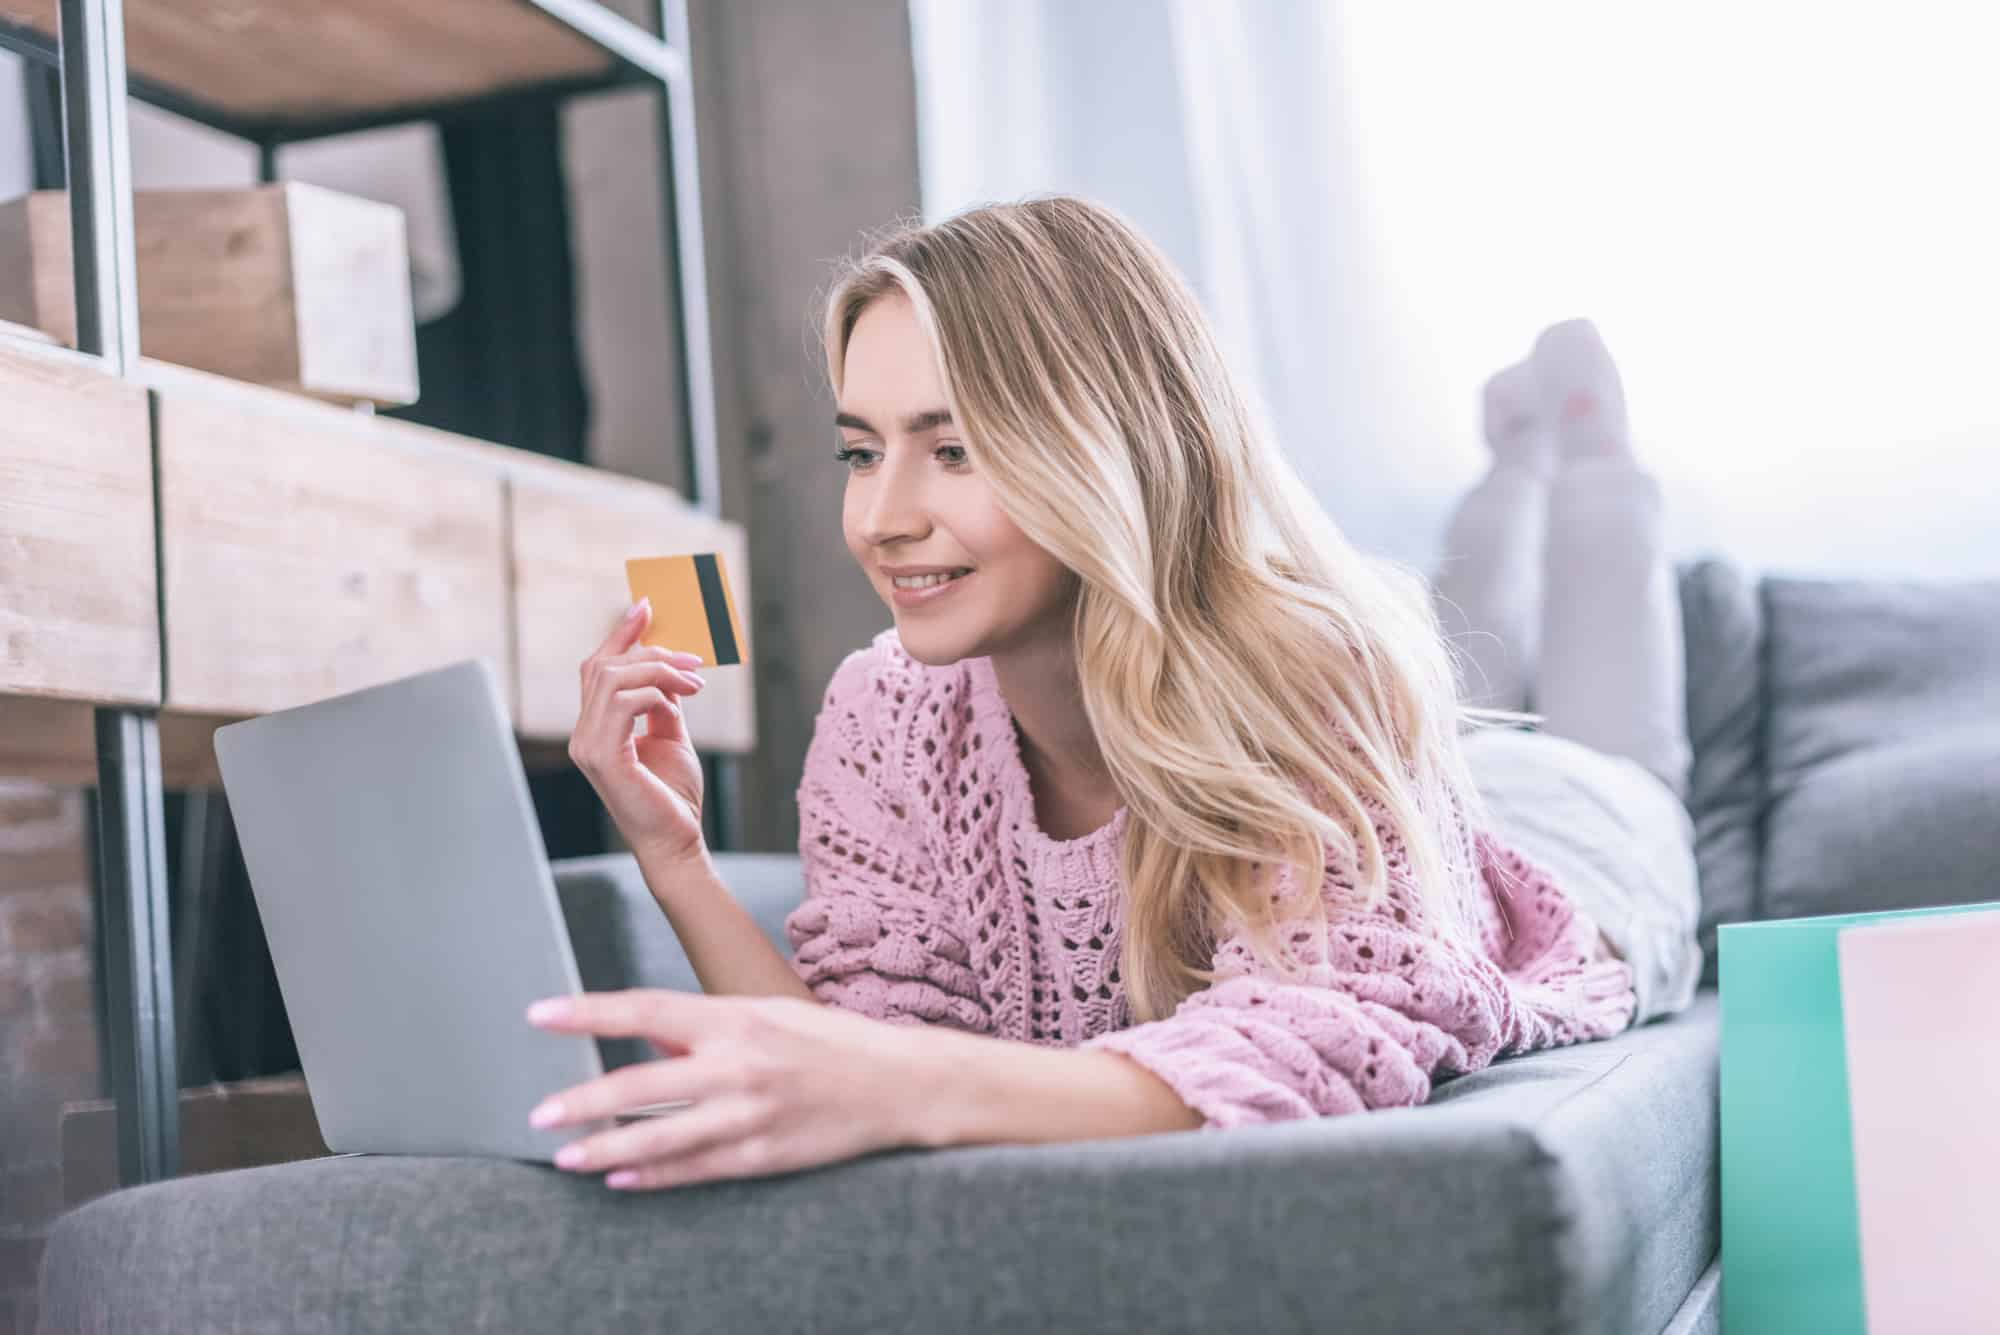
xmin=213 ymin=657 xmax=621 ymax=1162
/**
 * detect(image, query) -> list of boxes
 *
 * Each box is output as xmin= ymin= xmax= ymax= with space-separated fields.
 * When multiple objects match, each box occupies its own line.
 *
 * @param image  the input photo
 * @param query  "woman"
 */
xmin=523 ymin=196 xmax=1700 ymax=1193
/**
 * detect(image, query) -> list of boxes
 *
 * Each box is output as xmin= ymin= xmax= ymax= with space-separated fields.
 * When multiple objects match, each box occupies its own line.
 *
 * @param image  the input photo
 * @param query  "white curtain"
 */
xmin=909 ymin=1 xmax=2000 ymax=580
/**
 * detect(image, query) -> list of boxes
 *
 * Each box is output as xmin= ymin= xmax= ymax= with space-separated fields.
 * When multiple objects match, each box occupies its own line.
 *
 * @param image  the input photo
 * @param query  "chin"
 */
xmin=890 ymin=618 xmax=982 ymax=667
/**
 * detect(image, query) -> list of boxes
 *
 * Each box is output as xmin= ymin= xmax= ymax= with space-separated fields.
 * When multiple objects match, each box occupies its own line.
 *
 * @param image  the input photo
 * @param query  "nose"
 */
xmin=856 ymin=451 xmax=931 ymax=549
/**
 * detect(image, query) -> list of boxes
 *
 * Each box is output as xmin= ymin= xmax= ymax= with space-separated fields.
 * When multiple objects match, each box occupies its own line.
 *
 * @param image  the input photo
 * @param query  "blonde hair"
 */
xmin=820 ymin=195 xmax=1530 ymax=1023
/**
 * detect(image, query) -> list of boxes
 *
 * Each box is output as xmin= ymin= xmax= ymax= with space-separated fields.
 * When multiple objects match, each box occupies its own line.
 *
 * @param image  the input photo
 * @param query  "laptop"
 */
xmin=214 ymin=657 xmax=635 ymax=1162
xmin=1836 ymin=908 xmax=2000 ymax=1334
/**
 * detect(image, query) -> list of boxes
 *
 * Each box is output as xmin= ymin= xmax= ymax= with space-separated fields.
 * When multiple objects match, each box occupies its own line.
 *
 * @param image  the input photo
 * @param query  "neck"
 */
xmin=989 ymin=639 xmax=1115 ymax=797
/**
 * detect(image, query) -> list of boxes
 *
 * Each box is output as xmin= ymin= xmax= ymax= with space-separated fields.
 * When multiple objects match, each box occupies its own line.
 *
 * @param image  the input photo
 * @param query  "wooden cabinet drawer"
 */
xmin=149 ymin=365 xmax=510 ymax=717
xmin=0 ymin=334 xmax=159 ymax=706
xmin=505 ymin=457 xmax=756 ymax=751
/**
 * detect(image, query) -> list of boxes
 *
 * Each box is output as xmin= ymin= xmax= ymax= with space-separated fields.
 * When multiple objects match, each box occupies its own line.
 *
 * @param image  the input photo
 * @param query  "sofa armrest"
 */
xmin=550 ymin=850 xmax=806 ymax=1068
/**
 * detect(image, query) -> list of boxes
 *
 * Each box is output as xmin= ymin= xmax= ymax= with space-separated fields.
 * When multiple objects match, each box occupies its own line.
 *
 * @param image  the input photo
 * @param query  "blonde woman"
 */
xmin=524 ymin=197 xmax=1699 ymax=1194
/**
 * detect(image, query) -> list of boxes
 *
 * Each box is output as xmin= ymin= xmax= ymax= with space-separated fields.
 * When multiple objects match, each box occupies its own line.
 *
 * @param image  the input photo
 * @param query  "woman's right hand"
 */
xmin=570 ymin=598 xmax=712 ymax=865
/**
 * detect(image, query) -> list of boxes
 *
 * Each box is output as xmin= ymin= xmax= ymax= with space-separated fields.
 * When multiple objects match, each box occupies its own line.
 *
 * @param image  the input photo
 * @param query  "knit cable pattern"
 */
xmin=785 ymin=628 xmax=1637 ymax=1131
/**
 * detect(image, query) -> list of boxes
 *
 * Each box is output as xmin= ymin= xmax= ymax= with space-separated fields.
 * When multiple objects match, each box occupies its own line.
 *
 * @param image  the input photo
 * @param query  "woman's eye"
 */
xmin=832 ymin=443 xmax=970 ymax=471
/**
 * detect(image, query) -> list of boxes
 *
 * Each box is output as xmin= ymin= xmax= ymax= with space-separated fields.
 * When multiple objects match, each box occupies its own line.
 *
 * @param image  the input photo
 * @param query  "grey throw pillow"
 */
xmin=1761 ymin=575 xmax=2000 ymax=921
xmin=1677 ymin=559 xmax=1765 ymax=983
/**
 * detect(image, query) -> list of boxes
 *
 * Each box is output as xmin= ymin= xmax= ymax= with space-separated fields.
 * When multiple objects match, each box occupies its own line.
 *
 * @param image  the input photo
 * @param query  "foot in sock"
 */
xmin=1531 ymin=318 xmax=1632 ymax=462
xmin=1482 ymin=356 xmax=1556 ymax=478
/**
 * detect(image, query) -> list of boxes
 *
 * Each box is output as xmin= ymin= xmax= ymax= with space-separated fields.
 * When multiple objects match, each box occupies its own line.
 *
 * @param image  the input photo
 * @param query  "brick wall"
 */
xmin=0 ymin=781 xmax=99 ymax=1335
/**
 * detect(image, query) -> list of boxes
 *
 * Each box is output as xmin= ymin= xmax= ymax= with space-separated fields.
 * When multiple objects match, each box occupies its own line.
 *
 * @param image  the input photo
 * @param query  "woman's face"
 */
xmin=835 ymin=293 xmax=1078 ymax=666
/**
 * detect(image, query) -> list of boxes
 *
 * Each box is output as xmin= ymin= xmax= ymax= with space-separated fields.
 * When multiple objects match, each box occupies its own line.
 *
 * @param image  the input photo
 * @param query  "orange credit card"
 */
xmin=624 ymin=552 xmax=746 ymax=667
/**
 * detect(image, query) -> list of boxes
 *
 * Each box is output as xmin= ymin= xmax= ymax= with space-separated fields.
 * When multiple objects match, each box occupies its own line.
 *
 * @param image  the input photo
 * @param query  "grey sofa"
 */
xmin=37 ymin=559 xmax=2000 ymax=1334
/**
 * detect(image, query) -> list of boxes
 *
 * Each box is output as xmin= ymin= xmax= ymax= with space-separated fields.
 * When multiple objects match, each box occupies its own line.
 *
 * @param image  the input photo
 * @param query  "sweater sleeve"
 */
xmin=1080 ymin=795 xmax=1635 ymax=1131
xmin=783 ymin=642 xmax=993 ymax=1034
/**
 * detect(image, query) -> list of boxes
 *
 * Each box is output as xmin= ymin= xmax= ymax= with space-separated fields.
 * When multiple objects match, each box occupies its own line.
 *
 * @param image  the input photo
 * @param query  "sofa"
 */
xmin=36 ymin=558 xmax=2000 ymax=1333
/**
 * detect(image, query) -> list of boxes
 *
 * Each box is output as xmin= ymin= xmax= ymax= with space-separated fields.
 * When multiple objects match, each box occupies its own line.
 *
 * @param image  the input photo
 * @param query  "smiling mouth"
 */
xmin=889 ymin=569 xmax=973 ymax=589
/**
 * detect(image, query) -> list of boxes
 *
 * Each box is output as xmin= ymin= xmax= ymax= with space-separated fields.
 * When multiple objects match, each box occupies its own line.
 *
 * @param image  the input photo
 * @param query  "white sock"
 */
xmin=1481 ymin=356 xmax=1556 ymax=478
xmin=1531 ymin=318 xmax=1632 ymax=462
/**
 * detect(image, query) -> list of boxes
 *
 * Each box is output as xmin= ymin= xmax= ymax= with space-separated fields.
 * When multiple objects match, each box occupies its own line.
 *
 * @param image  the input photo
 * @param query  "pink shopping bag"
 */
xmin=1836 ymin=909 xmax=2000 ymax=1335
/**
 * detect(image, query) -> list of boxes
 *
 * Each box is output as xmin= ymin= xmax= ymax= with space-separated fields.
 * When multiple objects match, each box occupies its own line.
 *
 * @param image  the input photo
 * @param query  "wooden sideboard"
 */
xmin=0 ymin=329 xmax=755 ymax=786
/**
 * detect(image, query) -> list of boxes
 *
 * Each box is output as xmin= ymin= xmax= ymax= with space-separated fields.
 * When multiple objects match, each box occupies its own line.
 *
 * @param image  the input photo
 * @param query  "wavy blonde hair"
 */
xmin=820 ymin=195 xmax=1532 ymax=1023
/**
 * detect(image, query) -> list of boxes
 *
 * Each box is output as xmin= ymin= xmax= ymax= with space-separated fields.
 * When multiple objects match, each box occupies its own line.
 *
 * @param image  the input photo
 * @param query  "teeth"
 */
xmin=893 ymin=570 xmax=969 ymax=590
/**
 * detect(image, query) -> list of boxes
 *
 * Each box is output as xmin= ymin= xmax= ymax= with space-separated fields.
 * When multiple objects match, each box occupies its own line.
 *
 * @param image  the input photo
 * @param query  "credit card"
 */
xmin=624 ymin=552 xmax=746 ymax=667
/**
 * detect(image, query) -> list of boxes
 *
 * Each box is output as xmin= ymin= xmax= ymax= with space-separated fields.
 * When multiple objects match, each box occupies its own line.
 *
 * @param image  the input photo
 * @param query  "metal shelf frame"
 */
xmin=2 ymin=0 xmax=726 ymax=1188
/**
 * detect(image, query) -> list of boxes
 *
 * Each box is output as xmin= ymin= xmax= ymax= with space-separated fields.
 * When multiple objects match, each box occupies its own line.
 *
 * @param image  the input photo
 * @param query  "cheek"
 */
xmin=840 ymin=489 xmax=868 ymax=561
xmin=965 ymin=506 xmax=1071 ymax=592
xmin=1029 ymin=555 xmax=1078 ymax=606
xmin=959 ymin=497 xmax=1031 ymax=568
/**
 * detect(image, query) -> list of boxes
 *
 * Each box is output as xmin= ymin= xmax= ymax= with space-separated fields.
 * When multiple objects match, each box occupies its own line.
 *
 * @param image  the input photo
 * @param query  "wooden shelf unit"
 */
xmin=0 ymin=0 xmax=622 ymax=134
xmin=0 ymin=0 xmax=729 ymax=1191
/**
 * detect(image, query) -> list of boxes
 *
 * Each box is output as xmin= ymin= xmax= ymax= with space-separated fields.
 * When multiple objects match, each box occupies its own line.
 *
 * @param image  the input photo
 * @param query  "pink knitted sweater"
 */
xmin=783 ymin=628 xmax=1638 ymax=1132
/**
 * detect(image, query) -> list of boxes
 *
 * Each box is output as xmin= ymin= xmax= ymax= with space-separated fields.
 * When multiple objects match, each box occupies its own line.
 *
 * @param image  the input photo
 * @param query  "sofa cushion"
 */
xmin=1762 ymin=576 xmax=2000 ymax=920
xmin=1676 ymin=558 xmax=1765 ymax=984
xmin=38 ymin=994 xmax=1718 ymax=1335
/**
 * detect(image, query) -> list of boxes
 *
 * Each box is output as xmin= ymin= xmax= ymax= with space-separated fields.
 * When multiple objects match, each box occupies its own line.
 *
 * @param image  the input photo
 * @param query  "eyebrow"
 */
xmin=833 ymin=408 xmax=954 ymax=435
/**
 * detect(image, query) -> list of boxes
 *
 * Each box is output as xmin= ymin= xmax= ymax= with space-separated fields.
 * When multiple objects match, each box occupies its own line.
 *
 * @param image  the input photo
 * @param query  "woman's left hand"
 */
xmin=524 ymin=990 xmax=933 ymax=1191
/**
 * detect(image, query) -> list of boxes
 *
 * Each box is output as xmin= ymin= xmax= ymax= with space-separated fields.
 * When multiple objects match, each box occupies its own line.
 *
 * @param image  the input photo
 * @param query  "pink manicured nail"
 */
xmin=606 ymin=1170 xmax=638 ymax=1188
xmin=529 ymin=1100 xmax=562 ymax=1128
xmin=554 ymin=1145 xmax=586 ymax=1169
xmin=526 ymin=998 xmax=569 ymax=1024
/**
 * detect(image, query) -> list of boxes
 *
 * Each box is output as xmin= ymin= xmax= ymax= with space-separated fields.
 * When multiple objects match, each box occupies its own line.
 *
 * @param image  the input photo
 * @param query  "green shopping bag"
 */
xmin=1718 ymin=899 xmax=2000 ymax=1334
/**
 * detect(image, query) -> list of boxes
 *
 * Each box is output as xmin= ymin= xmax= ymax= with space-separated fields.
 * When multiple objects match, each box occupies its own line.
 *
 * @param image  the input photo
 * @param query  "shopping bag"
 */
xmin=1717 ymin=899 xmax=2000 ymax=1335
xmin=1836 ymin=909 xmax=2000 ymax=1335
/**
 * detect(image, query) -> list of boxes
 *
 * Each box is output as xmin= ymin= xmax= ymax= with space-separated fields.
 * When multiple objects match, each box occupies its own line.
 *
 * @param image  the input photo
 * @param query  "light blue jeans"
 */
xmin=1434 ymin=456 xmax=1703 ymax=1026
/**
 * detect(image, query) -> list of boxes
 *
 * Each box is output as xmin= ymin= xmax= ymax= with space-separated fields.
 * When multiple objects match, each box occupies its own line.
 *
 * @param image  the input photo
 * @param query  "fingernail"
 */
xmin=529 ymin=1099 xmax=563 ymax=1128
xmin=606 ymin=1170 xmax=638 ymax=1189
xmin=526 ymin=998 xmax=569 ymax=1024
xmin=554 ymin=1144 xmax=587 ymax=1169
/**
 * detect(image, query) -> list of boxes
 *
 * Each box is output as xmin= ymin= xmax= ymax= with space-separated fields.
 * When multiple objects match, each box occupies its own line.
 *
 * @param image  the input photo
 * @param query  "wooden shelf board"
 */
xmin=0 ymin=0 xmax=618 ymax=129
xmin=0 ymin=335 xmax=161 ymax=706
xmin=151 ymin=370 xmax=515 ymax=721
